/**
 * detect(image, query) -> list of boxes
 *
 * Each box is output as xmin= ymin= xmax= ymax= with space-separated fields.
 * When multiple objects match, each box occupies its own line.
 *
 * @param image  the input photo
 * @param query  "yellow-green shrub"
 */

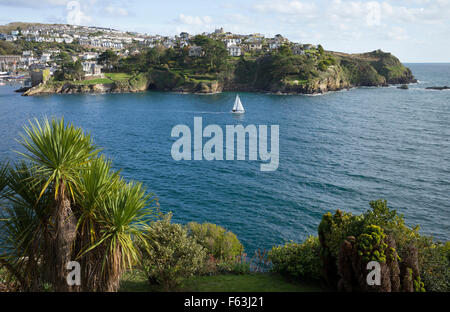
xmin=268 ymin=236 xmax=322 ymax=281
xmin=187 ymin=222 xmax=243 ymax=262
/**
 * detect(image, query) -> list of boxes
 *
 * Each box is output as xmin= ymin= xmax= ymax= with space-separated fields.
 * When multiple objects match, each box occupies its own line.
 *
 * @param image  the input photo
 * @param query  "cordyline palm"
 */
xmin=17 ymin=117 xmax=99 ymax=291
xmin=0 ymin=117 xmax=159 ymax=292
xmin=73 ymin=157 xmax=158 ymax=291
xmin=0 ymin=162 xmax=54 ymax=291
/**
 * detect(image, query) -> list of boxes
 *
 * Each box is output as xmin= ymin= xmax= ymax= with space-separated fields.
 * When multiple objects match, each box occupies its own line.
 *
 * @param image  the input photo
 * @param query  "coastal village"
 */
xmin=0 ymin=23 xmax=317 ymax=87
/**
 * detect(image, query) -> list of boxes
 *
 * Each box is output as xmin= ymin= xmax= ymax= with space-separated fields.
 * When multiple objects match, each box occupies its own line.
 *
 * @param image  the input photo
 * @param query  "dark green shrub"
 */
xmin=319 ymin=199 xmax=449 ymax=292
xmin=318 ymin=209 xmax=362 ymax=259
xmin=187 ymin=222 xmax=244 ymax=262
xmin=140 ymin=214 xmax=206 ymax=290
xmin=268 ymin=236 xmax=322 ymax=281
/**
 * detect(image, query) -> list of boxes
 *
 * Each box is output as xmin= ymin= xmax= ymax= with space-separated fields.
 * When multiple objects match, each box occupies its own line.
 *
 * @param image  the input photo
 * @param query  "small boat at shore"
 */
xmin=231 ymin=94 xmax=245 ymax=114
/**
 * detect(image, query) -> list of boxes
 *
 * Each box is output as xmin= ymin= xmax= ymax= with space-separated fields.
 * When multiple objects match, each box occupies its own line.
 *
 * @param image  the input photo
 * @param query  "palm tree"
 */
xmin=0 ymin=162 xmax=55 ymax=290
xmin=78 ymin=178 xmax=158 ymax=291
xmin=1 ymin=117 xmax=159 ymax=291
xmin=16 ymin=117 xmax=99 ymax=291
xmin=73 ymin=157 xmax=159 ymax=291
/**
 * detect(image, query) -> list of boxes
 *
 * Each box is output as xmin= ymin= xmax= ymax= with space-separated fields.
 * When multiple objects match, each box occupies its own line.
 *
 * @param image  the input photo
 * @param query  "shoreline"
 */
xmin=18 ymin=80 xmax=417 ymax=97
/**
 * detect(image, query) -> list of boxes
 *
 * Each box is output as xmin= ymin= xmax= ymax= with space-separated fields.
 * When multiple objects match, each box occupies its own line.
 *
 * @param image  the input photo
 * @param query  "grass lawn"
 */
xmin=73 ymin=78 xmax=113 ymax=85
xmin=104 ymin=73 xmax=133 ymax=82
xmin=119 ymin=271 xmax=323 ymax=292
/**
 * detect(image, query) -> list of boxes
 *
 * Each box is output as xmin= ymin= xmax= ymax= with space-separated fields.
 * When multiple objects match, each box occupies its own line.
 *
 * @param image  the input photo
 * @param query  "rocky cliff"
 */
xmin=23 ymin=50 xmax=415 ymax=96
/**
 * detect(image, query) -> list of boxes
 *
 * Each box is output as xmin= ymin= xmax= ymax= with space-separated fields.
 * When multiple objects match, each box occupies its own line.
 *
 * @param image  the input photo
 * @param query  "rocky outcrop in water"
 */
xmin=425 ymin=86 xmax=449 ymax=90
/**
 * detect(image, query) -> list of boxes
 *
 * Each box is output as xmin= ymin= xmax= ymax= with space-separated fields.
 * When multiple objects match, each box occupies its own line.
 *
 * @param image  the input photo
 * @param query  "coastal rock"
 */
xmin=23 ymin=79 xmax=148 ymax=96
xmin=14 ymin=86 xmax=31 ymax=93
xmin=425 ymin=86 xmax=450 ymax=90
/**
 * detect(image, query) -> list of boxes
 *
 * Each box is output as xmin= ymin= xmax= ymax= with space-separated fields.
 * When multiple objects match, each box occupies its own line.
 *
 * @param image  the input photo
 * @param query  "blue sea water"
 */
xmin=0 ymin=63 xmax=449 ymax=252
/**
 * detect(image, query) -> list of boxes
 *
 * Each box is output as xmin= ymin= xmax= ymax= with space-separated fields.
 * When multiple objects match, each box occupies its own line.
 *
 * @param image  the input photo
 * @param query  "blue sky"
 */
xmin=0 ymin=0 xmax=449 ymax=62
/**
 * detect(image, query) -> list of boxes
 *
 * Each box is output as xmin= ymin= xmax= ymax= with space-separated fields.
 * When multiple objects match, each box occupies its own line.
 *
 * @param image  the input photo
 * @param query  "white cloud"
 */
xmin=327 ymin=0 xmax=450 ymax=26
xmin=172 ymin=14 xmax=214 ymax=34
xmin=175 ymin=14 xmax=212 ymax=26
xmin=254 ymin=0 xmax=317 ymax=16
xmin=0 ymin=0 xmax=70 ymax=6
xmin=386 ymin=26 xmax=409 ymax=41
xmin=105 ymin=5 xmax=129 ymax=17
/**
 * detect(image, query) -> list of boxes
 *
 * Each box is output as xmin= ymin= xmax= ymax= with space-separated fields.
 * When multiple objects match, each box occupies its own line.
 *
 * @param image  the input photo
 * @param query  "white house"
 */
xmin=40 ymin=53 xmax=51 ymax=63
xmin=269 ymin=42 xmax=281 ymax=50
xmin=225 ymin=38 xmax=239 ymax=48
xmin=82 ymin=61 xmax=102 ymax=76
xmin=292 ymin=44 xmax=305 ymax=55
xmin=5 ymin=35 xmax=17 ymax=41
xmin=227 ymin=45 xmax=242 ymax=57
xmin=22 ymin=51 xmax=33 ymax=57
xmin=248 ymin=43 xmax=262 ymax=51
xmin=63 ymin=35 xmax=74 ymax=44
xmin=81 ymin=52 xmax=99 ymax=60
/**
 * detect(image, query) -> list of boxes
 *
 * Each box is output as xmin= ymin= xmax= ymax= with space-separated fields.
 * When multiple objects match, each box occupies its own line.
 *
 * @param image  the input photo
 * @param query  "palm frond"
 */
xmin=16 ymin=117 xmax=101 ymax=200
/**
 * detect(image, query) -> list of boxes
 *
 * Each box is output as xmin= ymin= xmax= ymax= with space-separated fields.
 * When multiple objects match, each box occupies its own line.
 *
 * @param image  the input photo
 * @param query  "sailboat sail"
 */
xmin=232 ymin=95 xmax=245 ymax=113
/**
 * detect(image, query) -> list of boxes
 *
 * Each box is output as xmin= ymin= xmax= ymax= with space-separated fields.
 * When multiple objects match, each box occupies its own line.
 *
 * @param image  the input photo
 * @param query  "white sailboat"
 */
xmin=232 ymin=94 xmax=245 ymax=114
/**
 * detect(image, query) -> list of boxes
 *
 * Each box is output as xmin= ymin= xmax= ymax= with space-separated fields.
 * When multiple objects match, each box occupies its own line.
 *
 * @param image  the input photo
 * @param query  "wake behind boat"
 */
xmin=232 ymin=94 xmax=245 ymax=114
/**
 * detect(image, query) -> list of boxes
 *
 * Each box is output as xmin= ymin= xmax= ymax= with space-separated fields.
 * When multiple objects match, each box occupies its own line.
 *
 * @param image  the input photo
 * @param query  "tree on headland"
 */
xmin=98 ymin=50 xmax=119 ymax=71
xmin=318 ymin=44 xmax=324 ymax=55
xmin=191 ymin=35 xmax=229 ymax=72
xmin=53 ymin=58 xmax=84 ymax=81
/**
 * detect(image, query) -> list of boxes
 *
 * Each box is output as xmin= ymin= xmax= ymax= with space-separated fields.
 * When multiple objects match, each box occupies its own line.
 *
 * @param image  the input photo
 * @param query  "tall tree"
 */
xmin=17 ymin=118 xmax=99 ymax=291
xmin=98 ymin=50 xmax=119 ymax=71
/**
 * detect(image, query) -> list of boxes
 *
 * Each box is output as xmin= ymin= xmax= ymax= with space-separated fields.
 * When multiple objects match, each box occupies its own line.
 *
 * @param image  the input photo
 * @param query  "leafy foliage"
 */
xmin=140 ymin=213 xmax=206 ymax=290
xmin=357 ymin=225 xmax=388 ymax=262
xmin=416 ymin=238 xmax=450 ymax=292
xmin=187 ymin=222 xmax=244 ymax=262
xmin=53 ymin=59 xmax=85 ymax=81
xmin=269 ymin=236 xmax=322 ymax=281
xmin=318 ymin=199 xmax=449 ymax=292
xmin=17 ymin=117 xmax=99 ymax=200
xmin=98 ymin=50 xmax=119 ymax=71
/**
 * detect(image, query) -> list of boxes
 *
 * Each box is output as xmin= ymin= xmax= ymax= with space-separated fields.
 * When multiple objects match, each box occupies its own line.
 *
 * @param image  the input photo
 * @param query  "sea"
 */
xmin=0 ymin=63 xmax=449 ymax=252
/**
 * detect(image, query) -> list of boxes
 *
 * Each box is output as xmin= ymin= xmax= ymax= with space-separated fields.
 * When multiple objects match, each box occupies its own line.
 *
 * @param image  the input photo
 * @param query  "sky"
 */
xmin=0 ymin=0 xmax=449 ymax=62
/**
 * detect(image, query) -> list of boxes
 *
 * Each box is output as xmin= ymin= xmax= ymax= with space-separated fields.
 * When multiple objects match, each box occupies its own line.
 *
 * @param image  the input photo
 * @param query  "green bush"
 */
xmin=319 ymin=199 xmax=449 ymax=292
xmin=187 ymin=222 xmax=244 ymax=262
xmin=268 ymin=236 xmax=322 ymax=281
xmin=318 ymin=200 xmax=417 ymax=261
xmin=318 ymin=209 xmax=362 ymax=260
xmin=417 ymin=238 xmax=450 ymax=292
xmin=140 ymin=213 xmax=206 ymax=290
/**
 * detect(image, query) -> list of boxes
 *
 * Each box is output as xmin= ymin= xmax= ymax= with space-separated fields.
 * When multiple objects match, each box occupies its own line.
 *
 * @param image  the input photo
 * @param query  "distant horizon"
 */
xmin=0 ymin=0 xmax=449 ymax=63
